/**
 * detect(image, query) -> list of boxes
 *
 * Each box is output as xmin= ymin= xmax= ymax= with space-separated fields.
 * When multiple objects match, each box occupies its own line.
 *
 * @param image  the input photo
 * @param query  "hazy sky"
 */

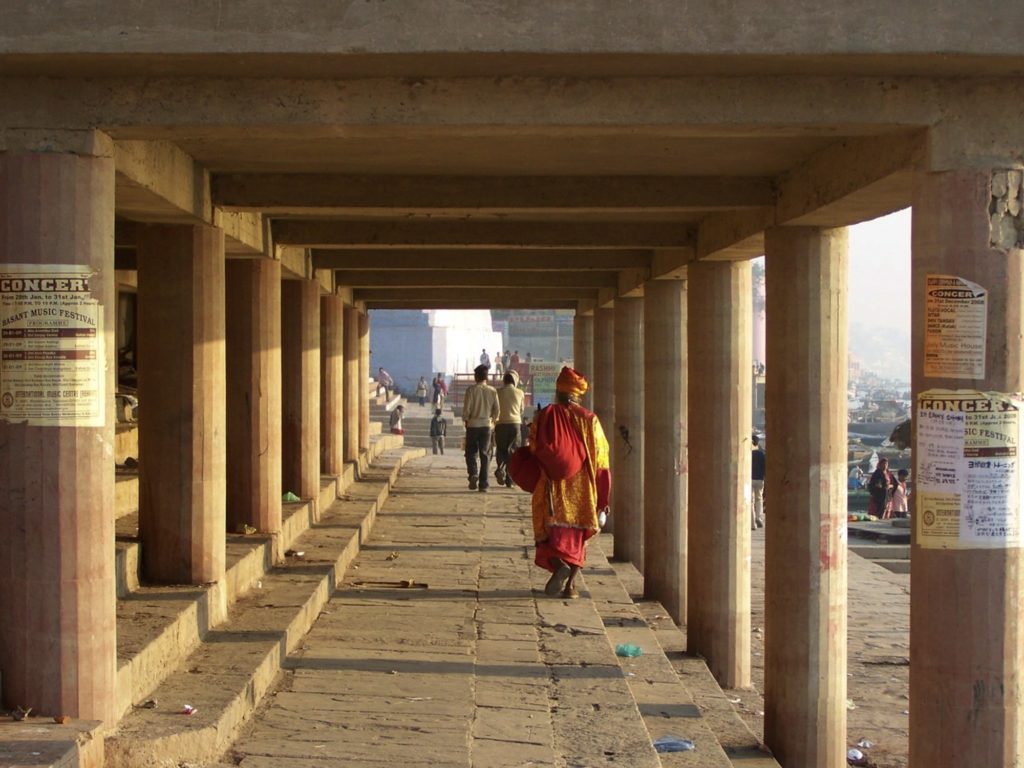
xmin=848 ymin=208 xmax=911 ymax=333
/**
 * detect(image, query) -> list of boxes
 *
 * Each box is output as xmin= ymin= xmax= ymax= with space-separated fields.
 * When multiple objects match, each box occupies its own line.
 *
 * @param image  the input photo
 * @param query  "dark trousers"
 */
xmin=494 ymin=423 xmax=520 ymax=477
xmin=465 ymin=426 xmax=492 ymax=488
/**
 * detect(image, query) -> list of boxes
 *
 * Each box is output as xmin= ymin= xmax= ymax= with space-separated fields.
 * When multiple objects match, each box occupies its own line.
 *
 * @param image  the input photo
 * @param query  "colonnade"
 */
xmin=0 ymin=139 xmax=373 ymax=724
xmin=572 ymin=164 xmax=1024 ymax=766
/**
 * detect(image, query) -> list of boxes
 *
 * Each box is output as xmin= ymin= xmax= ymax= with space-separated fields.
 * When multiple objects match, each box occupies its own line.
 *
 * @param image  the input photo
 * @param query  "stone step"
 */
xmin=111 ymin=433 xmax=409 ymax=721
xmin=582 ymin=541 xmax=772 ymax=767
xmin=871 ymin=558 xmax=911 ymax=575
xmin=850 ymin=544 xmax=910 ymax=560
xmin=104 ymin=447 xmax=425 ymax=768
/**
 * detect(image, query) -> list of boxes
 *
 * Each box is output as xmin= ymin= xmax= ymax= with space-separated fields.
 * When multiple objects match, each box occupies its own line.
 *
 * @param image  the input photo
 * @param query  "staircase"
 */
xmin=373 ymin=396 xmax=467 ymax=452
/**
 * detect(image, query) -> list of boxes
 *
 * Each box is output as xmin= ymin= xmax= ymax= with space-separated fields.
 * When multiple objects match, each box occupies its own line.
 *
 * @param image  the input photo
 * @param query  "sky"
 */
xmin=847 ymin=208 xmax=912 ymax=334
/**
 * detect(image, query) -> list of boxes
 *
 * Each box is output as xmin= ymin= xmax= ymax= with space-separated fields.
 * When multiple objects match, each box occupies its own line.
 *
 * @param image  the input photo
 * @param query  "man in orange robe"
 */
xmin=530 ymin=367 xmax=611 ymax=599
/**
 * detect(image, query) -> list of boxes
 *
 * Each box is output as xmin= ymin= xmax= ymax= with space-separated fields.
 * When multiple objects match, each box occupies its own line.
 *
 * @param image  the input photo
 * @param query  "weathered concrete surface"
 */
xmin=224 ymin=455 xmax=724 ymax=767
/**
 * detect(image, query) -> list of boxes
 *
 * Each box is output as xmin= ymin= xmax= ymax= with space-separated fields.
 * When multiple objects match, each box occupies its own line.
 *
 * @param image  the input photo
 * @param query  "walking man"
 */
xmin=463 ymin=364 xmax=499 ymax=492
xmin=494 ymin=369 xmax=524 ymax=488
xmin=751 ymin=434 xmax=765 ymax=529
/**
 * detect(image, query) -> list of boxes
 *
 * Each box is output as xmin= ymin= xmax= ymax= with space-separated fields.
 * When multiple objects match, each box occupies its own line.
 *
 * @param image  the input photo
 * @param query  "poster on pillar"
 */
xmin=915 ymin=390 xmax=1024 ymax=549
xmin=923 ymin=274 xmax=987 ymax=379
xmin=0 ymin=264 xmax=105 ymax=427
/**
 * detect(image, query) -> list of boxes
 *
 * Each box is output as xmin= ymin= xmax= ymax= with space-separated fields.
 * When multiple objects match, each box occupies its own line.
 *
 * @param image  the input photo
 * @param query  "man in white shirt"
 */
xmin=479 ymin=349 xmax=491 ymax=369
xmin=494 ymin=370 xmax=524 ymax=488
xmin=463 ymin=364 xmax=499 ymax=492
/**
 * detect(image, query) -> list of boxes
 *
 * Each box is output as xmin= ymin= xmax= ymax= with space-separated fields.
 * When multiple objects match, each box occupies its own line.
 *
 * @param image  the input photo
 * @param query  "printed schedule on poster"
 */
xmin=916 ymin=390 xmax=1024 ymax=549
xmin=0 ymin=264 xmax=104 ymax=427
xmin=923 ymin=274 xmax=987 ymax=379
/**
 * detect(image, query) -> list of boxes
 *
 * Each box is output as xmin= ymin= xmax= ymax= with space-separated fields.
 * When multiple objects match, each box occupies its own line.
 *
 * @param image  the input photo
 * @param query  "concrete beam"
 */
xmin=618 ymin=267 xmax=649 ymax=297
xmin=332 ymin=269 xmax=618 ymax=288
xmin=313 ymin=249 xmax=652 ymax=270
xmin=651 ymin=247 xmax=697 ymax=278
xmin=365 ymin=299 xmax=579 ymax=310
xmin=212 ymin=173 xmax=773 ymax=213
xmin=275 ymin=220 xmax=694 ymax=249
xmin=114 ymin=139 xmax=211 ymax=223
xmin=214 ymin=208 xmax=268 ymax=256
xmin=278 ymin=246 xmax=310 ymax=280
xmin=354 ymin=286 xmax=598 ymax=303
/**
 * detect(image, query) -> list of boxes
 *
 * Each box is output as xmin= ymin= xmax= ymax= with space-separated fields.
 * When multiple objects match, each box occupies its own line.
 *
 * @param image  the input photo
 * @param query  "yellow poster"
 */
xmin=916 ymin=390 xmax=1023 ymax=549
xmin=923 ymin=274 xmax=987 ymax=379
xmin=0 ymin=264 xmax=105 ymax=427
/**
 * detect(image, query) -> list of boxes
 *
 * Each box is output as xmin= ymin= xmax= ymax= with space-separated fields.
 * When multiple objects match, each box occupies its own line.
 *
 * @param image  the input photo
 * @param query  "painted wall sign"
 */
xmin=916 ymin=390 xmax=1023 ymax=549
xmin=0 ymin=264 xmax=104 ymax=427
xmin=923 ymin=274 xmax=987 ymax=379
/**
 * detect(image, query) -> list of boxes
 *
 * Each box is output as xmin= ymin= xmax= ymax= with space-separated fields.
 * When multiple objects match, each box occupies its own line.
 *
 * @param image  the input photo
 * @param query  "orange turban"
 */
xmin=555 ymin=366 xmax=588 ymax=398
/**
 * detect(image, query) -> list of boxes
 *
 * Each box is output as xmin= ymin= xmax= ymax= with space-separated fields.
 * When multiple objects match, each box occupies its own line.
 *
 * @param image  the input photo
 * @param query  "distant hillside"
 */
xmin=849 ymin=322 xmax=910 ymax=381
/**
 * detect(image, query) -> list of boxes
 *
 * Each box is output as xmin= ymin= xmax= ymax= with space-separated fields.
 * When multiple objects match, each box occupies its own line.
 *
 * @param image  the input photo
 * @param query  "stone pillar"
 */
xmin=138 ymin=224 xmax=226 ymax=585
xmin=909 ymin=168 xmax=1024 ymax=767
xmin=573 ymin=313 xmax=594 ymax=411
xmin=225 ymin=259 xmax=282 ymax=535
xmin=592 ymin=306 xmax=615 ymax=448
xmin=320 ymin=294 xmax=345 ymax=477
xmin=686 ymin=260 xmax=751 ymax=688
xmin=0 ymin=134 xmax=117 ymax=721
xmin=358 ymin=311 xmax=370 ymax=453
xmin=643 ymin=278 xmax=688 ymax=624
xmin=281 ymin=280 xmax=321 ymax=505
xmin=612 ymin=296 xmax=644 ymax=566
xmin=763 ymin=227 xmax=848 ymax=767
xmin=343 ymin=305 xmax=361 ymax=463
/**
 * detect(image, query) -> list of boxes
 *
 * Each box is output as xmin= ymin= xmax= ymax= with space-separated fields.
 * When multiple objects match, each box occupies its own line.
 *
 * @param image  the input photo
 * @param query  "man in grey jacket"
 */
xmin=463 ymin=364 xmax=499 ymax=492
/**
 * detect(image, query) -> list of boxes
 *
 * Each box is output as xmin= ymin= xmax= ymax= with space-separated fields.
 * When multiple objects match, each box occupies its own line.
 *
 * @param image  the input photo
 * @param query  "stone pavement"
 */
xmin=218 ymin=454 xmax=912 ymax=768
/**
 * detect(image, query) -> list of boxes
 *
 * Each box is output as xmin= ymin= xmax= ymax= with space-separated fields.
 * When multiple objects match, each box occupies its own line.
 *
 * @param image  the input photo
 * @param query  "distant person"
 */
xmin=480 ymin=348 xmax=491 ymax=369
xmin=511 ymin=350 xmax=521 ymax=367
xmin=430 ymin=408 xmax=447 ymax=455
xmin=528 ymin=367 xmax=610 ymax=599
xmin=494 ymin=355 xmax=504 ymax=376
xmin=415 ymin=376 xmax=428 ymax=406
xmin=751 ymin=434 xmax=765 ymax=529
xmin=494 ymin=370 xmax=524 ymax=488
xmin=389 ymin=404 xmax=405 ymax=435
xmin=376 ymin=367 xmax=394 ymax=398
xmin=848 ymin=465 xmax=866 ymax=491
xmin=868 ymin=457 xmax=895 ymax=518
xmin=525 ymin=352 xmax=533 ymax=364
xmin=431 ymin=373 xmax=448 ymax=408
xmin=889 ymin=468 xmax=910 ymax=519
xmin=502 ymin=349 xmax=512 ymax=371
xmin=463 ymin=364 xmax=499 ymax=492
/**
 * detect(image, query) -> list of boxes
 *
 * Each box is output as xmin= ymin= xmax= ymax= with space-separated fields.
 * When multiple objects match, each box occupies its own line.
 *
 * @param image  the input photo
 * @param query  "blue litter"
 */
xmin=654 ymin=736 xmax=696 ymax=753
xmin=615 ymin=643 xmax=643 ymax=657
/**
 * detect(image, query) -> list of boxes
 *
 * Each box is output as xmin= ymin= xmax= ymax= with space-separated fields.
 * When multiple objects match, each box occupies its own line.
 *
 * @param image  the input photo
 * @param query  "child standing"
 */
xmin=890 ymin=469 xmax=910 ymax=519
xmin=430 ymin=408 xmax=447 ymax=455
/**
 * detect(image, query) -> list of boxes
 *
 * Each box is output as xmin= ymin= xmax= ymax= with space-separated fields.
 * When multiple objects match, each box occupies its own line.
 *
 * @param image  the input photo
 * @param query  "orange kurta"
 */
xmin=530 ymin=403 xmax=610 ymax=543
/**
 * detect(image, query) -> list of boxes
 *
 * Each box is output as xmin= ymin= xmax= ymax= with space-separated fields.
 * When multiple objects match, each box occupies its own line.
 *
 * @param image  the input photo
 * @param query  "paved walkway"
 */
xmin=222 ymin=454 xmax=913 ymax=768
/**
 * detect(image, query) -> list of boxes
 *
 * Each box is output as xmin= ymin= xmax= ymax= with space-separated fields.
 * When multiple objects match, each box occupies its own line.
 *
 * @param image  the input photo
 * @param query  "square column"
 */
xmin=320 ymin=294 xmax=345 ymax=477
xmin=643 ymin=278 xmax=688 ymax=624
xmin=687 ymin=260 xmax=752 ymax=688
xmin=572 ymin=313 xmax=594 ymax=411
xmin=592 ymin=306 xmax=615 ymax=452
xmin=909 ymin=168 xmax=1024 ymax=767
xmin=282 ymin=280 xmax=321 ymax=506
xmin=358 ymin=311 xmax=370 ymax=453
xmin=763 ymin=226 xmax=848 ymax=767
xmin=226 ymin=258 xmax=282 ymax=536
xmin=138 ymin=224 xmax=226 ymax=585
xmin=343 ymin=305 xmax=361 ymax=463
xmin=612 ymin=296 xmax=644 ymax=566
xmin=0 ymin=134 xmax=117 ymax=721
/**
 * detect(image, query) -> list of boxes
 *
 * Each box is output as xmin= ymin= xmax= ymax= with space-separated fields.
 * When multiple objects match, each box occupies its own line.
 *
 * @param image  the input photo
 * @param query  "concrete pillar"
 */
xmin=687 ymin=260 xmax=751 ymax=688
xmin=320 ymin=294 xmax=345 ymax=477
xmin=612 ymin=296 xmax=644 ymax=566
xmin=592 ymin=306 xmax=615 ymax=444
xmin=343 ymin=305 xmax=361 ymax=463
xmin=909 ymin=168 xmax=1024 ymax=767
xmin=281 ymin=280 xmax=320 ymax=505
xmin=358 ymin=311 xmax=370 ymax=453
xmin=763 ymin=227 xmax=848 ymax=767
xmin=573 ymin=313 xmax=594 ymax=411
xmin=643 ymin=278 xmax=688 ymax=625
xmin=138 ymin=224 xmax=226 ymax=585
xmin=0 ymin=135 xmax=117 ymax=721
xmin=225 ymin=258 xmax=282 ymax=535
